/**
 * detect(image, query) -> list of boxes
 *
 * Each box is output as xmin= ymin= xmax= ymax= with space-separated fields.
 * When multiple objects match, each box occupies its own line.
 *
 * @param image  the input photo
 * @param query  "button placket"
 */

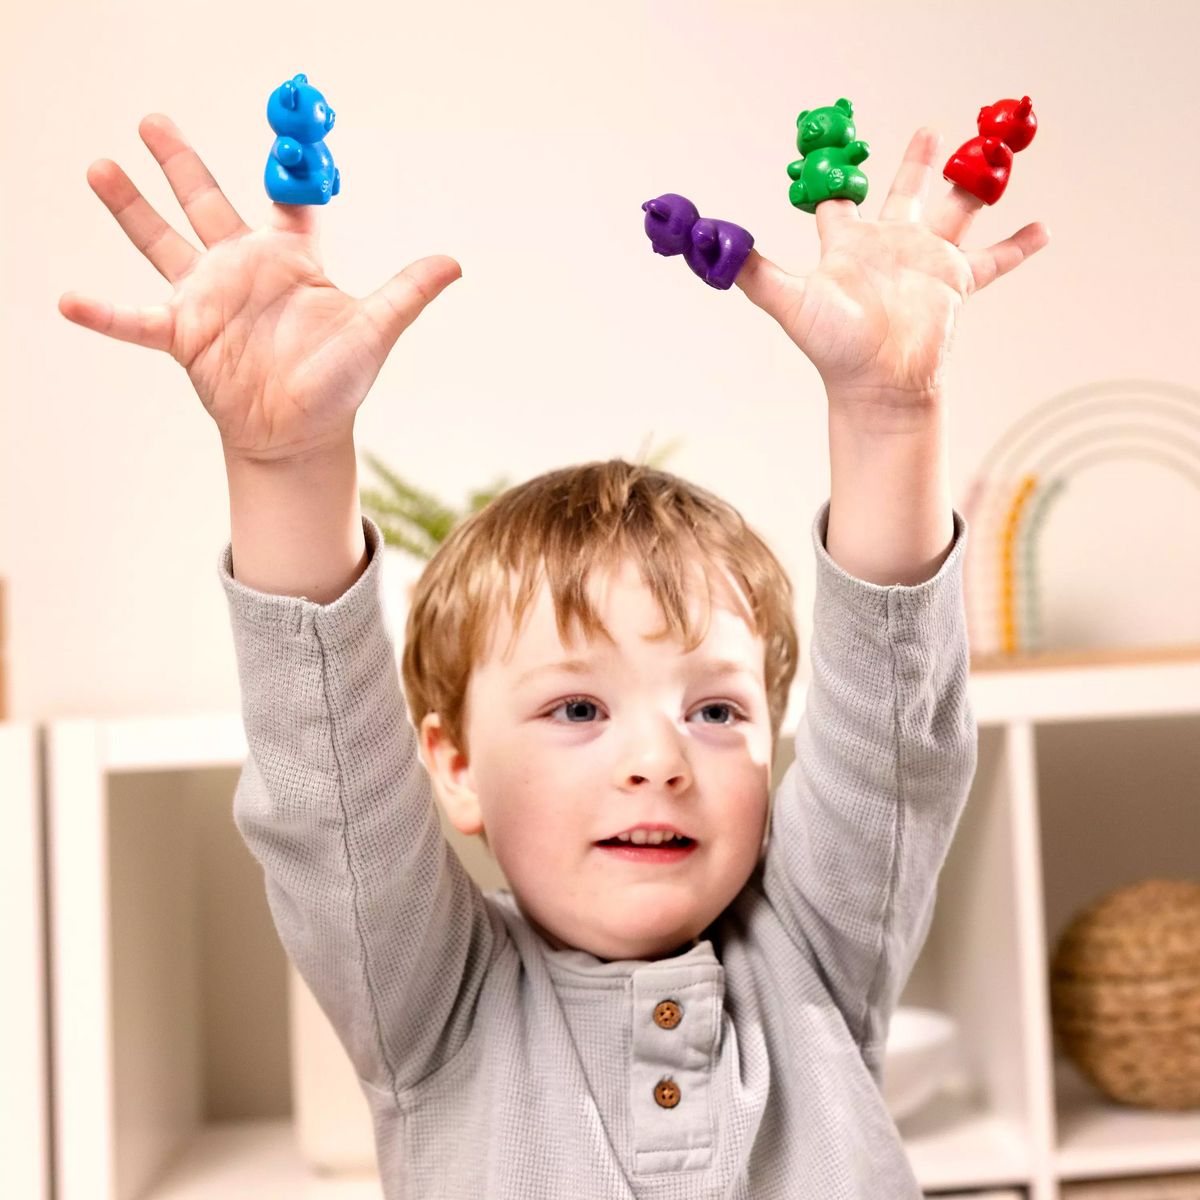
xmin=629 ymin=959 xmax=723 ymax=1173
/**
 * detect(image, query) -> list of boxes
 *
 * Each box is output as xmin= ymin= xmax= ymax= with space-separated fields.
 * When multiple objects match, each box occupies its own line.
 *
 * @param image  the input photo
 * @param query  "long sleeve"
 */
xmin=761 ymin=499 xmax=977 ymax=1076
xmin=220 ymin=518 xmax=504 ymax=1097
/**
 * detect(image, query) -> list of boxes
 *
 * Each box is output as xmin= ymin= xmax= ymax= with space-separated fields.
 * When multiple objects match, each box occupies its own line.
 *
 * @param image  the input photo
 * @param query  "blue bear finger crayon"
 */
xmin=265 ymin=73 xmax=341 ymax=205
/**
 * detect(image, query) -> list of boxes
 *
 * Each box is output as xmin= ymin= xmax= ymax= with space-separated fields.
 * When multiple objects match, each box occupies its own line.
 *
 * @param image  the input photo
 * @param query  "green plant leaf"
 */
xmin=359 ymin=454 xmax=508 ymax=558
xmin=634 ymin=433 xmax=684 ymax=468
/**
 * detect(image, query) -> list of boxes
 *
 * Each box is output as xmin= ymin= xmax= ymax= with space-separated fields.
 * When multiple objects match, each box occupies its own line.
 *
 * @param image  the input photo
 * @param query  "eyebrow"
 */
xmin=515 ymin=659 xmax=595 ymax=687
xmin=514 ymin=657 xmax=759 ymax=687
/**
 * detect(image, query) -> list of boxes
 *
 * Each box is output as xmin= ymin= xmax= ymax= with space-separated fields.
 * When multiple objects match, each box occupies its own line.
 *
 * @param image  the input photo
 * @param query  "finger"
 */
xmin=733 ymin=248 xmax=805 ymax=328
xmin=924 ymin=184 xmax=984 ymax=246
xmin=58 ymin=291 xmax=173 ymax=352
xmin=267 ymin=200 xmax=321 ymax=241
xmin=359 ymin=255 xmax=463 ymax=355
xmin=967 ymin=222 xmax=1050 ymax=291
xmin=138 ymin=113 xmax=250 ymax=247
xmin=814 ymin=198 xmax=859 ymax=248
xmin=86 ymin=158 xmax=199 ymax=283
xmin=878 ymin=127 xmax=941 ymax=223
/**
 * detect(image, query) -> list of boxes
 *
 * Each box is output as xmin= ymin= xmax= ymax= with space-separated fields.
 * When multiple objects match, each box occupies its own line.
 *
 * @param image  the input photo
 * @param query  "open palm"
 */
xmin=737 ymin=128 xmax=1048 ymax=412
xmin=59 ymin=114 xmax=460 ymax=461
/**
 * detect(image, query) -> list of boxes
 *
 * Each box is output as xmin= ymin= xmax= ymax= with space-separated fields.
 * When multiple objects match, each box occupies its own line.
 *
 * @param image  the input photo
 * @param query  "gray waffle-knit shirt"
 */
xmin=220 ymin=498 xmax=977 ymax=1199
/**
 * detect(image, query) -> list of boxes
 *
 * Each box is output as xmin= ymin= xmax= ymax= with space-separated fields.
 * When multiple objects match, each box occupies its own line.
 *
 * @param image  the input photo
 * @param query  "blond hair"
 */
xmin=401 ymin=460 xmax=799 ymax=757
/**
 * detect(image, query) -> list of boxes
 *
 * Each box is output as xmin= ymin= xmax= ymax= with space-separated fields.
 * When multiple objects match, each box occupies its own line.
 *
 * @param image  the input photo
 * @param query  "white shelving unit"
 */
xmin=45 ymin=656 xmax=1200 ymax=1200
xmin=1 ymin=722 xmax=50 ymax=1200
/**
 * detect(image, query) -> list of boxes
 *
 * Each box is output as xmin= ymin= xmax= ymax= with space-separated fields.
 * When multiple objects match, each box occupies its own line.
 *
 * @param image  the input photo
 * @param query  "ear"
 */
xmin=796 ymin=109 xmax=810 ymax=125
xmin=420 ymin=712 xmax=485 ymax=837
xmin=280 ymin=80 xmax=298 ymax=110
xmin=835 ymin=98 xmax=853 ymax=116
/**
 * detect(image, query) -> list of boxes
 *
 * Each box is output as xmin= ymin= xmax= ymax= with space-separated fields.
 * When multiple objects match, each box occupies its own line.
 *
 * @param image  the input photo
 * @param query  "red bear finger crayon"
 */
xmin=943 ymin=96 xmax=1037 ymax=206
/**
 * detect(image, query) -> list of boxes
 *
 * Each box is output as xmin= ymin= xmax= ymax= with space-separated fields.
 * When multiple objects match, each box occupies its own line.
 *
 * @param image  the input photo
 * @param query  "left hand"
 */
xmin=736 ymin=128 xmax=1049 ymax=420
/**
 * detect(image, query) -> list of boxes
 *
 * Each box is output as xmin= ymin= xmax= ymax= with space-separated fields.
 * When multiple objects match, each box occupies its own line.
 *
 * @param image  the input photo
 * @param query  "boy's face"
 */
xmin=420 ymin=555 xmax=774 ymax=962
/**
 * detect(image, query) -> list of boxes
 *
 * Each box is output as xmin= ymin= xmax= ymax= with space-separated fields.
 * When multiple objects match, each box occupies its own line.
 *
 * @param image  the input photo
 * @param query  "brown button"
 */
xmin=654 ymin=1079 xmax=681 ymax=1108
xmin=653 ymin=1000 xmax=682 ymax=1029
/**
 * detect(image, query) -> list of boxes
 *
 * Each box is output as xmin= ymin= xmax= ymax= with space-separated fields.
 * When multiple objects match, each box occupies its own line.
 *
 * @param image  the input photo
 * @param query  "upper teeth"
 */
xmin=617 ymin=830 xmax=684 ymax=844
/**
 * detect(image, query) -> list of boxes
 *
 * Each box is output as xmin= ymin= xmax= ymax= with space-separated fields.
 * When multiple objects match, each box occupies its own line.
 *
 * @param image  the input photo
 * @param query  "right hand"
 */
xmin=59 ymin=114 xmax=461 ymax=464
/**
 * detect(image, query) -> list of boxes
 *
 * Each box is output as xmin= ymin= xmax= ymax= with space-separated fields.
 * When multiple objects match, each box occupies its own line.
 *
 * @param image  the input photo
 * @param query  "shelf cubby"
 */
xmin=1034 ymin=712 xmax=1200 ymax=1185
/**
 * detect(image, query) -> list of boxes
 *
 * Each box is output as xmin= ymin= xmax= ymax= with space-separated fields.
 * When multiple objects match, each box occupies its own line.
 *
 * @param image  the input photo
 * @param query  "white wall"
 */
xmin=4 ymin=0 xmax=1199 ymax=720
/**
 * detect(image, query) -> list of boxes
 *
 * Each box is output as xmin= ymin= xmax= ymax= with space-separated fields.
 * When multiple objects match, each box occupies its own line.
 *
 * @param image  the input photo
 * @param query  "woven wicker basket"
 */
xmin=1050 ymin=878 xmax=1200 ymax=1110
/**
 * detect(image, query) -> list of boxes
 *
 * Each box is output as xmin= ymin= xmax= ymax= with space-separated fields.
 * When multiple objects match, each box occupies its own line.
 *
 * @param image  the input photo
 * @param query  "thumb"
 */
xmin=360 ymin=254 xmax=462 ymax=354
xmin=734 ymin=249 xmax=804 ymax=329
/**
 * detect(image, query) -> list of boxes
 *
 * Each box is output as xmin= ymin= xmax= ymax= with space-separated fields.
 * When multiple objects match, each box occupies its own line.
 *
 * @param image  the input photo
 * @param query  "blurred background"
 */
xmin=4 ymin=4 xmax=1200 ymax=1200
xmin=3 ymin=0 xmax=1200 ymax=721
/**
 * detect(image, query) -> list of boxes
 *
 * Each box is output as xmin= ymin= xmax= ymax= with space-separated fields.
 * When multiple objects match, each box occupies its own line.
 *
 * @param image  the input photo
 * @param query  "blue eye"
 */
xmin=551 ymin=698 xmax=600 ymax=722
xmin=691 ymin=703 xmax=739 ymax=725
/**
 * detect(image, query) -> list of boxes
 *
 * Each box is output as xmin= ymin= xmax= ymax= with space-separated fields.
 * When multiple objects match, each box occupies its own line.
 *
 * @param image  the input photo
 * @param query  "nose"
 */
xmin=613 ymin=714 xmax=693 ymax=794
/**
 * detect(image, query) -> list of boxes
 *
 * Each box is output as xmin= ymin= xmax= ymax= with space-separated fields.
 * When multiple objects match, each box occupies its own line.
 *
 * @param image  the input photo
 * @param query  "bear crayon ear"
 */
xmin=280 ymin=80 xmax=298 ymax=110
xmin=835 ymin=98 xmax=853 ymax=116
xmin=293 ymin=73 xmax=308 ymax=85
xmin=796 ymin=109 xmax=810 ymax=125
xmin=1017 ymin=96 xmax=1033 ymax=118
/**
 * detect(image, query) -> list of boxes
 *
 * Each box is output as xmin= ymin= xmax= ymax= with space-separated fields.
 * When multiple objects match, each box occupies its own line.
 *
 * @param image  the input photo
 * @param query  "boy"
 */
xmin=61 ymin=114 xmax=1047 ymax=1197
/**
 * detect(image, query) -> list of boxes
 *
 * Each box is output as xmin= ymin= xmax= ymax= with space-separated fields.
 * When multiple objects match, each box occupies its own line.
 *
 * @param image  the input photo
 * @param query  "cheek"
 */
xmin=728 ymin=758 xmax=772 ymax=818
xmin=694 ymin=738 xmax=772 ymax=827
xmin=473 ymin=728 xmax=608 ymax=854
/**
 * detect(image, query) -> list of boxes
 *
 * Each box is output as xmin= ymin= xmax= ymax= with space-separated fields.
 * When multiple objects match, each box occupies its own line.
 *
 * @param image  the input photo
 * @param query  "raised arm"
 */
xmin=221 ymin=516 xmax=504 ymax=1093
xmin=59 ymin=115 xmax=498 ymax=1091
xmin=763 ymin=501 xmax=975 ymax=1070
xmin=733 ymin=129 xmax=1048 ymax=1061
xmin=737 ymin=126 xmax=1047 ymax=586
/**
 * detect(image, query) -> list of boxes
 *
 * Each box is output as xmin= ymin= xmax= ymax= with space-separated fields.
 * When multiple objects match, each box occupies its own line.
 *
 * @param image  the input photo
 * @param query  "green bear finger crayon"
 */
xmin=787 ymin=98 xmax=869 ymax=213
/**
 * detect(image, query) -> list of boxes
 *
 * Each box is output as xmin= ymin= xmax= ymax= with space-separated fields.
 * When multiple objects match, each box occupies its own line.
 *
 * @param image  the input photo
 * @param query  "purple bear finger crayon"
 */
xmin=642 ymin=193 xmax=753 ymax=291
xmin=265 ymin=73 xmax=341 ymax=205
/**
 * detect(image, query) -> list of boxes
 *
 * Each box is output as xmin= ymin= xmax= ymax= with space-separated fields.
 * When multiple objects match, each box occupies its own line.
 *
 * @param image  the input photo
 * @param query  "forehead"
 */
xmin=483 ymin=553 xmax=762 ymax=670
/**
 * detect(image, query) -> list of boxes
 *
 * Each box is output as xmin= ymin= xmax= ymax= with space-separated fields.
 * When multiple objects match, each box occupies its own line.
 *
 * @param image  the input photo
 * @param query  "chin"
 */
xmin=594 ymin=916 xmax=703 ymax=961
xmin=518 ymin=889 xmax=714 ymax=960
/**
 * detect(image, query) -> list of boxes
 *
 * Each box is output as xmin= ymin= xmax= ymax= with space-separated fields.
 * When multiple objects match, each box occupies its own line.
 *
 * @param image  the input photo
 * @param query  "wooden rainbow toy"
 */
xmin=962 ymin=381 xmax=1200 ymax=663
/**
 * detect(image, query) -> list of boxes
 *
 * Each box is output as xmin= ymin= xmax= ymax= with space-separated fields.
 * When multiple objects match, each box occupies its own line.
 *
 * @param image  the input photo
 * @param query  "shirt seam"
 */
xmin=314 ymin=617 xmax=402 ymax=1108
xmin=859 ymin=587 xmax=902 ymax=1051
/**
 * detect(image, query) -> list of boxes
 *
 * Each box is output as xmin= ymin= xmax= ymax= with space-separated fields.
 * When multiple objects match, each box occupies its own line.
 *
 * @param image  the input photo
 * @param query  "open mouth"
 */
xmin=594 ymin=836 xmax=697 ymax=860
xmin=596 ymin=835 xmax=695 ymax=848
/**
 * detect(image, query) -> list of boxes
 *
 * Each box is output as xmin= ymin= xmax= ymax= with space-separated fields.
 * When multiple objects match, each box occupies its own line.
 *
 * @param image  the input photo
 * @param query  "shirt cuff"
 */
xmin=217 ymin=517 xmax=388 ymax=653
xmin=809 ymin=498 xmax=969 ymax=626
